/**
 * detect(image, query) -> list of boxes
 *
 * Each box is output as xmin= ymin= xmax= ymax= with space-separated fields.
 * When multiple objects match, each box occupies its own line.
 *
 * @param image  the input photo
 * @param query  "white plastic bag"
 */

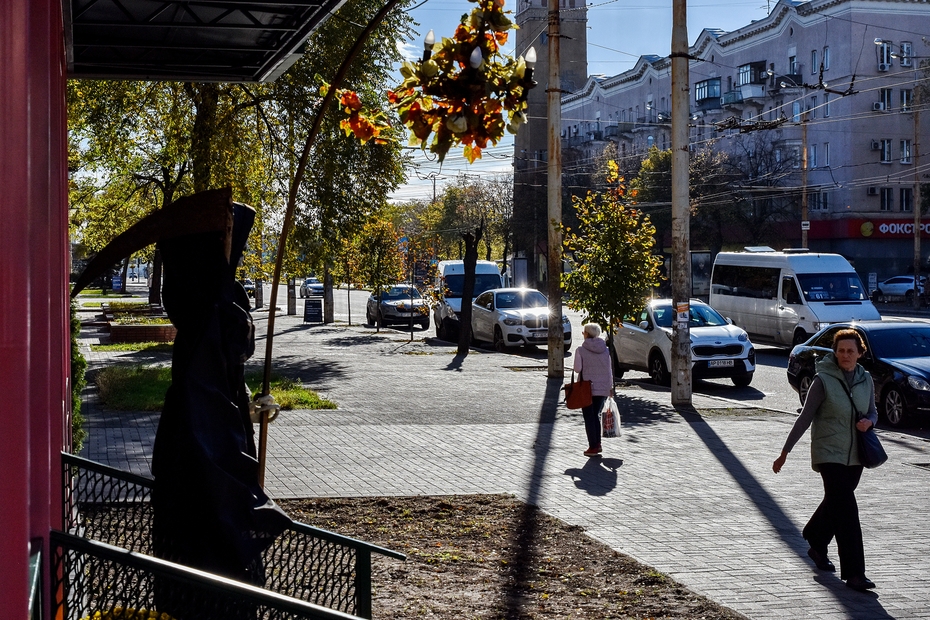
xmin=601 ymin=397 xmax=620 ymax=438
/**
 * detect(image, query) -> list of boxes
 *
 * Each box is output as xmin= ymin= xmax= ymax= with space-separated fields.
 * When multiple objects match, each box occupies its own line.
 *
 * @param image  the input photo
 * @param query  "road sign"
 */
xmin=303 ymin=298 xmax=323 ymax=323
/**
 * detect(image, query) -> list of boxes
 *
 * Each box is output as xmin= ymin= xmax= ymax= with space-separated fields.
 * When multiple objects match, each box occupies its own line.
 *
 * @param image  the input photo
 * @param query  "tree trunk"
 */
xmin=457 ymin=225 xmax=483 ymax=355
xmin=187 ymin=83 xmax=219 ymax=192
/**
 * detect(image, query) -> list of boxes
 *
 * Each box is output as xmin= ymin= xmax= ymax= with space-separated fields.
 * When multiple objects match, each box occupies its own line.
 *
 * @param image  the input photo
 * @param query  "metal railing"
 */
xmin=61 ymin=453 xmax=404 ymax=619
xmin=50 ymin=531 xmax=362 ymax=620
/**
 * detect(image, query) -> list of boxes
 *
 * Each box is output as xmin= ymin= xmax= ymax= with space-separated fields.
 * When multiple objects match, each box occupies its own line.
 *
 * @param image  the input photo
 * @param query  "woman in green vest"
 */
xmin=772 ymin=329 xmax=878 ymax=592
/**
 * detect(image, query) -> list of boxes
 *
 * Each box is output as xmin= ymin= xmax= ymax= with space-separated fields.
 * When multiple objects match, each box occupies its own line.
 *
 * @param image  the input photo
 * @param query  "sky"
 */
xmin=387 ymin=0 xmax=774 ymax=202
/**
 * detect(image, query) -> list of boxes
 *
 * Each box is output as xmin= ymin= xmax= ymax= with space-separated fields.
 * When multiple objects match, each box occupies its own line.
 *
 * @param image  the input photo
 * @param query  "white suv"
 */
xmin=611 ymin=299 xmax=755 ymax=387
xmin=471 ymin=288 xmax=571 ymax=351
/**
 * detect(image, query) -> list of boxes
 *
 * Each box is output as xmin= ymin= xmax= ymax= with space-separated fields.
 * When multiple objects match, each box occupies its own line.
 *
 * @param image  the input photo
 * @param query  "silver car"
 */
xmin=471 ymin=288 xmax=571 ymax=351
xmin=872 ymin=275 xmax=925 ymax=302
xmin=300 ymin=277 xmax=324 ymax=297
xmin=612 ymin=298 xmax=755 ymax=387
xmin=366 ymin=284 xmax=430 ymax=329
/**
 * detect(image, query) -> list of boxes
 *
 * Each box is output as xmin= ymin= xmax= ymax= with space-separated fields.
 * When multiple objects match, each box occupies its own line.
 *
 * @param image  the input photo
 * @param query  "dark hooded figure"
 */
xmin=151 ymin=200 xmax=291 ymax=597
xmin=72 ymin=190 xmax=291 ymax=617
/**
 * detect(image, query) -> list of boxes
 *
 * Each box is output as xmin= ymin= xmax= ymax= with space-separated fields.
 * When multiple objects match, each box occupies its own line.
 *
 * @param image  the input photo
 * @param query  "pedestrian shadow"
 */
xmin=563 ymin=457 xmax=623 ymax=496
xmin=677 ymin=405 xmax=892 ymax=616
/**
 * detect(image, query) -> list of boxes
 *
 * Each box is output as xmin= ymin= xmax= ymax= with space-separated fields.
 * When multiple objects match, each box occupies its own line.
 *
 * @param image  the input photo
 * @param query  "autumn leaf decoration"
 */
xmin=334 ymin=0 xmax=535 ymax=163
xmin=322 ymin=84 xmax=393 ymax=145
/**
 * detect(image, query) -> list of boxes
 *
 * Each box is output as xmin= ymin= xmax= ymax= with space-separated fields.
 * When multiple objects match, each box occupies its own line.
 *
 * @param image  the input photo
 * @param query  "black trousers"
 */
xmin=581 ymin=396 xmax=606 ymax=449
xmin=803 ymin=463 xmax=865 ymax=580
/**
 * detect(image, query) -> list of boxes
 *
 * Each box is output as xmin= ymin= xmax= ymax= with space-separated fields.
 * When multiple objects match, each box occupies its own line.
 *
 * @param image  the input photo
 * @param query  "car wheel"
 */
xmin=376 ymin=311 xmax=386 ymax=328
xmin=792 ymin=330 xmax=809 ymax=346
xmin=419 ymin=318 xmax=430 ymax=330
xmin=797 ymin=372 xmax=814 ymax=405
xmin=732 ymin=373 xmax=753 ymax=388
xmin=883 ymin=387 xmax=907 ymax=427
xmin=649 ymin=353 xmax=669 ymax=386
xmin=493 ymin=326 xmax=506 ymax=352
xmin=906 ymin=289 xmax=915 ymax=301
xmin=875 ymin=289 xmax=886 ymax=303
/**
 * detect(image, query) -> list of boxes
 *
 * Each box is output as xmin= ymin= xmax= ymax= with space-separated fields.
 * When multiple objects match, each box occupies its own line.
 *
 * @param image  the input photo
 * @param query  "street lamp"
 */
xmin=423 ymin=30 xmax=435 ymax=61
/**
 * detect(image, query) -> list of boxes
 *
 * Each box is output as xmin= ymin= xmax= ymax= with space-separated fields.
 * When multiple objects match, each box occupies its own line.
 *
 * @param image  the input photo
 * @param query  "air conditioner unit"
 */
xmin=878 ymin=63 xmax=890 ymax=72
xmin=870 ymin=140 xmax=881 ymax=150
xmin=867 ymin=186 xmax=879 ymax=196
xmin=873 ymin=102 xmax=886 ymax=111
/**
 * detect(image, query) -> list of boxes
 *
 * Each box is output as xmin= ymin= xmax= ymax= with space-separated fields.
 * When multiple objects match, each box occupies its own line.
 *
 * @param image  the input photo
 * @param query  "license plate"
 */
xmin=708 ymin=360 xmax=734 ymax=368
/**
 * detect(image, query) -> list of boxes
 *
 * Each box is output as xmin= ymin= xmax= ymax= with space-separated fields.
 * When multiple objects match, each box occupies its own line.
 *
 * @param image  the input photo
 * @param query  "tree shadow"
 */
xmin=501 ymin=377 xmax=562 ymax=618
xmin=675 ymin=405 xmax=893 ymax=617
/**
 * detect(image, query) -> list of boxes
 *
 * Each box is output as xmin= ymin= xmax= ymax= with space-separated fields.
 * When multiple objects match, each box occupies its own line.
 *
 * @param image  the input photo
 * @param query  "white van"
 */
xmin=432 ymin=260 xmax=503 ymax=341
xmin=709 ymin=247 xmax=881 ymax=346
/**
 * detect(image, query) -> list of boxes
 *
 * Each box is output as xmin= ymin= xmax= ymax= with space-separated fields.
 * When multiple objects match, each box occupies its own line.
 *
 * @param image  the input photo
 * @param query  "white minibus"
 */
xmin=709 ymin=247 xmax=881 ymax=346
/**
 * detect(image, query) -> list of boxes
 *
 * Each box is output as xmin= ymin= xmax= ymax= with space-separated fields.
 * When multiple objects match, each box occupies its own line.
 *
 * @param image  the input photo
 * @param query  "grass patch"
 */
xmin=81 ymin=302 xmax=103 ymax=308
xmin=96 ymin=366 xmax=172 ymax=411
xmin=245 ymin=373 xmax=336 ymax=410
xmin=95 ymin=365 xmax=335 ymax=411
xmin=111 ymin=315 xmax=172 ymax=325
xmin=91 ymin=342 xmax=173 ymax=353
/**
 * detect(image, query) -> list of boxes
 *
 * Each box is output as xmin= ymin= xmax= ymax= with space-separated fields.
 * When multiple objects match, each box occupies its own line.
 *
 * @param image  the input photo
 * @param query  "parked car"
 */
xmin=471 ymin=288 xmax=571 ymax=351
xmin=241 ymin=278 xmax=255 ymax=298
xmin=300 ymin=276 xmax=324 ymax=297
xmin=366 ymin=284 xmax=430 ymax=329
xmin=611 ymin=299 xmax=756 ymax=387
xmin=786 ymin=319 xmax=930 ymax=426
xmin=871 ymin=275 xmax=925 ymax=302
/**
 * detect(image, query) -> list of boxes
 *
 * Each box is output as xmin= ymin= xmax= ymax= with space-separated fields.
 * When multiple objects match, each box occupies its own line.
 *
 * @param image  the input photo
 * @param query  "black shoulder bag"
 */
xmin=840 ymin=380 xmax=887 ymax=469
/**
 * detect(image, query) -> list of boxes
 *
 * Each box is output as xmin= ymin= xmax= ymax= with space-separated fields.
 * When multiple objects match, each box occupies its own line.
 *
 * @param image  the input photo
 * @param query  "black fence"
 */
xmin=50 ymin=531 xmax=362 ymax=620
xmin=60 ymin=453 xmax=404 ymax=619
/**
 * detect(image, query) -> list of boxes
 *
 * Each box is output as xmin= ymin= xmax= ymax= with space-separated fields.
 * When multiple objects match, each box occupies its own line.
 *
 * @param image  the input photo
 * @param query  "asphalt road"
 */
xmin=262 ymin=285 xmax=803 ymax=414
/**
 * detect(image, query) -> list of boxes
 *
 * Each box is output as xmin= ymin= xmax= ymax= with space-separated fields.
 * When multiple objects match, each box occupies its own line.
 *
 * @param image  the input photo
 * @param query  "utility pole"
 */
xmin=546 ymin=0 xmax=564 ymax=377
xmin=670 ymin=0 xmax=691 ymax=406
xmin=801 ymin=110 xmax=809 ymax=248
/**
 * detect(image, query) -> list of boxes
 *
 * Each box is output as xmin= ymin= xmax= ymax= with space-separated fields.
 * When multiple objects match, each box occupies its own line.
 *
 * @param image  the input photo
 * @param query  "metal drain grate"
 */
xmin=505 ymin=366 xmax=549 ymax=372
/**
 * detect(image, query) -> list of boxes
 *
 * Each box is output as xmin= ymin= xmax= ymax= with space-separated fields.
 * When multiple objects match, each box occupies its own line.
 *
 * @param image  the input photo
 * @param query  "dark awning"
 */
xmin=64 ymin=0 xmax=348 ymax=82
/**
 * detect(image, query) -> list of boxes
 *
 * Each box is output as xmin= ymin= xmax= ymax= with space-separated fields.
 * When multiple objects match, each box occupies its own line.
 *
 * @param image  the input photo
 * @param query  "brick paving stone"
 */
xmin=77 ymin=308 xmax=930 ymax=620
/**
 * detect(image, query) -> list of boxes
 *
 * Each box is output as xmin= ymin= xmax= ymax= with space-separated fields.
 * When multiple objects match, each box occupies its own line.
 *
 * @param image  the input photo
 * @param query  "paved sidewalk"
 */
xmin=78 ymin=307 xmax=930 ymax=620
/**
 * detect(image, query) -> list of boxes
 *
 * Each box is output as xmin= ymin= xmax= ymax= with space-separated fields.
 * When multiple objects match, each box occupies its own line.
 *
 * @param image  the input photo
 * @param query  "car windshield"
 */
xmin=379 ymin=287 xmax=421 ymax=300
xmin=796 ymin=273 xmax=868 ymax=302
xmin=653 ymin=304 xmax=728 ymax=328
xmin=443 ymin=274 xmax=501 ymax=298
xmin=869 ymin=326 xmax=930 ymax=359
xmin=495 ymin=290 xmax=547 ymax=309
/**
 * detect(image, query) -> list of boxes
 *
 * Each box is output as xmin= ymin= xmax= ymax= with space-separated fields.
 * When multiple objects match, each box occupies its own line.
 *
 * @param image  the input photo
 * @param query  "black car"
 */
xmin=786 ymin=320 xmax=930 ymax=426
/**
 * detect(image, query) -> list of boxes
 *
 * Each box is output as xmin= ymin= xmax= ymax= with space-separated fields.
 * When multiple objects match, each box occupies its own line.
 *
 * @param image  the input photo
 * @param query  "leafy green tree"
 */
xmin=561 ymin=162 xmax=663 ymax=332
xmin=357 ymin=216 xmax=404 ymax=303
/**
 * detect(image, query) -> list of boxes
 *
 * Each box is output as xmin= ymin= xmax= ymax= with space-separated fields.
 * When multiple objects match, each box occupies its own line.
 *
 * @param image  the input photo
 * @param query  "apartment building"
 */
xmin=560 ymin=0 xmax=930 ymax=277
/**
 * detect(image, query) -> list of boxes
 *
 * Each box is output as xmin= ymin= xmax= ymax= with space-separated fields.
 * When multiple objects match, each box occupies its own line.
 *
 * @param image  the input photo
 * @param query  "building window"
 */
xmin=788 ymin=55 xmax=798 ymax=74
xmin=823 ymin=46 xmax=830 ymax=70
xmin=902 ymin=89 xmax=913 ymax=112
xmin=788 ymin=143 xmax=801 ymax=168
xmin=901 ymin=139 xmax=912 ymax=163
xmin=881 ymin=187 xmax=894 ymax=211
xmin=881 ymin=139 xmax=893 ymax=163
xmin=809 ymin=143 xmax=817 ymax=168
xmin=824 ymin=142 xmax=830 ymax=167
xmin=694 ymin=78 xmax=721 ymax=102
xmin=824 ymin=93 xmax=831 ymax=117
xmin=738 ymin=64 xmax=751 ymax=86
xmin=811 ymin=49 xmax=818 ymax=73
xmin=901 ymin=41 xmax=913 ymax=67
xmin=878 ymin=41 xmax=892 ymax=65
xmin=902 ymin=187 xmax=913 ymax=212
xmin=809 ymin=95 xmax=817 ymax=119
xmin=880 ymin=88 xmax=893 ymax=110
xmin=810 ymin=191 xmax=829 ymax=211
xmin=792 ymin=101 xmax=802 ymax=122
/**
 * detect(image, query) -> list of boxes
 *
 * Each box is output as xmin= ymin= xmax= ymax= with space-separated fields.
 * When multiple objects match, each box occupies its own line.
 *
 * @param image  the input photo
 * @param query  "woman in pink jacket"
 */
xmin=573 ymin=323 xmax=615 ymax=456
